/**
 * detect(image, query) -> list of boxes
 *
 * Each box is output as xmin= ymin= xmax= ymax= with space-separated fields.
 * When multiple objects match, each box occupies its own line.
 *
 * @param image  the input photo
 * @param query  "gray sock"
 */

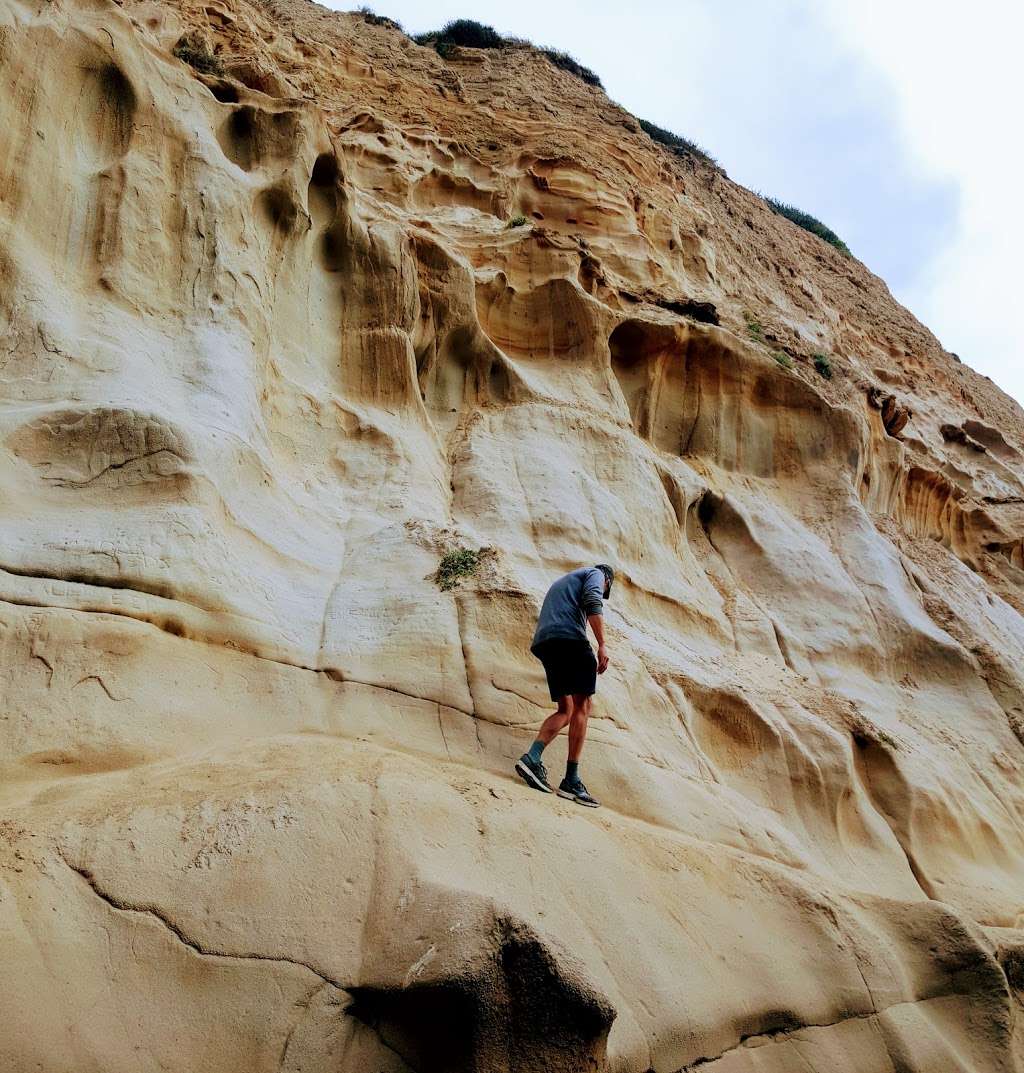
xmin=565 ymin=760 xmax=579 ymax=782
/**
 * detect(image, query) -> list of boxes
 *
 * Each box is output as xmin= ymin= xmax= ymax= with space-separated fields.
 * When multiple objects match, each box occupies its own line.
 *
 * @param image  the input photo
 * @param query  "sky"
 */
xmin=324 ymin=0 xmax=1023 ymax=406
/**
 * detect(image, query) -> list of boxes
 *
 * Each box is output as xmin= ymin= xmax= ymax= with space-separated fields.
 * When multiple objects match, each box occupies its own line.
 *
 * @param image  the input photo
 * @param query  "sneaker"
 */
xmin=515 ymin=753 xmax=553 ymax=793
xmin=557 ymin=777 xmax=601 ymax=808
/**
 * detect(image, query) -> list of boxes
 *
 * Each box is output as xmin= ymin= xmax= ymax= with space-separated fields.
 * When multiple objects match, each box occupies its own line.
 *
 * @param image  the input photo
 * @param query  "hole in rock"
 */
xmin=609 ymin=318 xmax=685 ymax=451
xmin=696 ymin=488 xmax=721 ymax=530
xmin=222 ymin=105 xmax=256 ymax=169
xmin=99 ymin=64 xmax=137 ymax=138
xmin=81 ymin=63 xmax=137 ymax=160
xmin=218 ymin=106 xmax=299 ymax=171
xmin=311 ymin=152 xmax=339 ymax=187
xmin=350 ymin=922 xmax=614 ymax=1073
xmin=348 ymin=983 xmax=476 ymax=1073
xmin=656 ymin=297 xmax=719 ymax=325
xmin=308 ymin=152 xmax=340 ymax=227
xmin=256 ymin=186 xmax=298 ymax=233
xmin=320 ymin=222 xmax=346 ymax=272
xmin=207 ymin=80 xmax=239 ymax=103
xmin=417 ymin=324 xmax=475 ymax=427
xmin=488 ymin=357 xmax=510 ymax=404
xmin=230 ymin=106 xmax=254 ymax=140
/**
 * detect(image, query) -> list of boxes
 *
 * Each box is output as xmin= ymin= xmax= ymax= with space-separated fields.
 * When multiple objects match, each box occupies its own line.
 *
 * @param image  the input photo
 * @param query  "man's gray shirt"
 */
xmin=531 ymin=567 xmax=605 ymax=651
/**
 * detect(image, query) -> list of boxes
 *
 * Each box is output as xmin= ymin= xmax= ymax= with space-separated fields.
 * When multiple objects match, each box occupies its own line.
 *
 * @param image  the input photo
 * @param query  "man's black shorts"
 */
xmin=531 ymin=639 xmax=597 ymax=702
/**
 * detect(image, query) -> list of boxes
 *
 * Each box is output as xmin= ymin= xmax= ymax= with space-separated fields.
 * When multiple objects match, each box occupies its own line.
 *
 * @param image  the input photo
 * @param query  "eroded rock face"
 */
xmin=1 ymin=1 xmax=1023 ymax=1071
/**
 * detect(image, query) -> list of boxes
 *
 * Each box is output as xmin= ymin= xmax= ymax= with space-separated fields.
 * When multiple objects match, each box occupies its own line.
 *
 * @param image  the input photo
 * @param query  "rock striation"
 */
xmin=1 ymin=0 xmax=1023 ymax=1070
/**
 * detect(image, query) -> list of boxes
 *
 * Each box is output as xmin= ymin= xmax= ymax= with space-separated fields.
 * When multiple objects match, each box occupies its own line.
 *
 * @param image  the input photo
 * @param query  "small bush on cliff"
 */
xmin=637 ymin=118 xmax=717 ymax=166
xmin=356 ymin=6 xmax=403 ymax=31
xmin=415 ymin=19 xmax=602 ymax=87
xmin=773 ymin=351 xmax=793 ymax=369
xmin=765 ymin=198 xmax=851 ymax=257
xmin=813 ymin=353 xmax=834 ymax=379
xmin=173 ymin=35 xmax=223 ymax=76
xmin=506 ymin=214 xmax=529 ymax=229
xmin=416 ymin=18 xmax=505 ymax=50
xmin=744 ymin=312 xmax=764 ymax=342
xmin=436 ymin=547 xmax=483 ymax=590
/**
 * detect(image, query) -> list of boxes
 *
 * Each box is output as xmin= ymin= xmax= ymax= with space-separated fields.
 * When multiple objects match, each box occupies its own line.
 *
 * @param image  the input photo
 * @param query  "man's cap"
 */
xmin=595 ymin=563 xmax=615 ymax=594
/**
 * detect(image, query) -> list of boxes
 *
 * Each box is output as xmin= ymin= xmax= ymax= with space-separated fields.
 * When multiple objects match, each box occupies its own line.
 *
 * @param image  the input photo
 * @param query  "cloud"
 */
xmin=616 ymin=0 xmax=960 ymax=299
xmin=819 ymin=0 xmax=1024 ymax=405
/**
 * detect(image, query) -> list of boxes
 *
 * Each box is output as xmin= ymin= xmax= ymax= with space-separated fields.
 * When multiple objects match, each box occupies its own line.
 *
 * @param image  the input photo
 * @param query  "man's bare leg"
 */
xmin=558 ymin=693 xmax=600 ymax=807
xmin=536 ymin=696 xmax=573 ymax=745
xmin=515 ymin=696 xmax=573 ymax=793
xmin=567 ymin=693 xmax=591 ymax=762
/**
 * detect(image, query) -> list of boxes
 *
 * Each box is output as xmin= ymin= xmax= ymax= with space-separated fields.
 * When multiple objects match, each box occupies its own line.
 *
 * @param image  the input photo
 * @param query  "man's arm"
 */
xmin=581 ymin=567 xmax=609 ymax=673
xmin=579 ymin=570 xmax=609 ymax=669
xmin=587 ymin=612 xmax=609 ymax=674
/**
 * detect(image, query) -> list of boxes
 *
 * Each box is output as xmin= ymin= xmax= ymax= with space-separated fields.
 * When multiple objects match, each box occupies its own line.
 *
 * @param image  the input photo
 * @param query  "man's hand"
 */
xmin=597 ymin=644 xmax=609 ymax=674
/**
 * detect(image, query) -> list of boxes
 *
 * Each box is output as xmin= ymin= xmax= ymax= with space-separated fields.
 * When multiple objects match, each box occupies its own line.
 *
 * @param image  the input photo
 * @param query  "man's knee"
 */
xmin=572 ymin=693 xmax=592 ymax=717
xmin=557 ymin=695 xmax=575 ymax=717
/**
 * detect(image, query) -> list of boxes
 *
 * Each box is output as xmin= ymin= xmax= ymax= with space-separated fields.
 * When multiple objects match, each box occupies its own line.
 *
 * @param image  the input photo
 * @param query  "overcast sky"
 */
xmin=325 ymin=0 xmax=1023 ymax=407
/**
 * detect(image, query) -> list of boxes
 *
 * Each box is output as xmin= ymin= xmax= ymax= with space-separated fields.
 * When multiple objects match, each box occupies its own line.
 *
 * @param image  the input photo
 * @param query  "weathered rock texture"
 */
xmin=1 ymin=1 xmax=1023 ymax=1070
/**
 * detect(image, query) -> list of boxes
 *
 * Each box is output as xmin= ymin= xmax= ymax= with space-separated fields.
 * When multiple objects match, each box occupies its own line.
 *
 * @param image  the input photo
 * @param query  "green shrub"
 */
xmin=416 ymin=18 xmax=505 ymax=49
xmin=506 ymin=214 xmax=529 ymax=228
xmin=539 ymin=47 xmax=602 ymax=87
xmin=436 ymin=547 xmax=483 ymax=590
xmin=744 ymin=312 xmax=764 ymax=342
xmin=765 ymin=198 xmax=851 ymax=257
xmin=356 ymin=6 xmax=403 ymax=31
xmin=415 ymin=20 xmax=602 ymax=87
xmin=774 ymin=351 xmax=793 ymax=369
xmin=173 ymin=35 xmax=223 ymax=75
xmin=813 ymin=353 xmax=833 ymax=379
xmin=637 ymin=118 xmax=716 ymax=166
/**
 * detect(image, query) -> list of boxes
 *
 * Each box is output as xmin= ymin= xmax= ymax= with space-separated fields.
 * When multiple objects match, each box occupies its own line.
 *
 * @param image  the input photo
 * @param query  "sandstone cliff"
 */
xmin=1 ymin=1 xmax=1023 ymax=1070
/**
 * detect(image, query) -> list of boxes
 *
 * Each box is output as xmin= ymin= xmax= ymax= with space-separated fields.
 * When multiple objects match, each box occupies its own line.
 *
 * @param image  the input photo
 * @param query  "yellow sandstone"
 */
xmin=0 ymin=1 xmax=1021 ymax=1070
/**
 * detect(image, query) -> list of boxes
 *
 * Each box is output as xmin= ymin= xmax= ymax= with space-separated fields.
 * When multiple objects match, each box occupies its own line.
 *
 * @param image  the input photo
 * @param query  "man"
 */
xmin=515 ymin=564 xmax=614 ymax=808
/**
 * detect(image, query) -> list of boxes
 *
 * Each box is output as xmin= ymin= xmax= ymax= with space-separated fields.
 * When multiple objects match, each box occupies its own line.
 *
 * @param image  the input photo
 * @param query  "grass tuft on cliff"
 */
xmin=537 ymin=47 xmax=602 ymax=86
xmin=637 ymin=118 xmax=717 ymax=166
xmin=356 ymin=6 xmax=404 ymax=31
xmin=436 ymin=546 xmax=489 ymax=590
xmin=765 ymin=198 xmax=851 ymax=257
xmin=813 ymin=353 xmax=834 ymax=379
xmin=415 ymin=18 xmax=603 ymax=88
xmin=173 ymin=35 xmax=223 ymax=75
